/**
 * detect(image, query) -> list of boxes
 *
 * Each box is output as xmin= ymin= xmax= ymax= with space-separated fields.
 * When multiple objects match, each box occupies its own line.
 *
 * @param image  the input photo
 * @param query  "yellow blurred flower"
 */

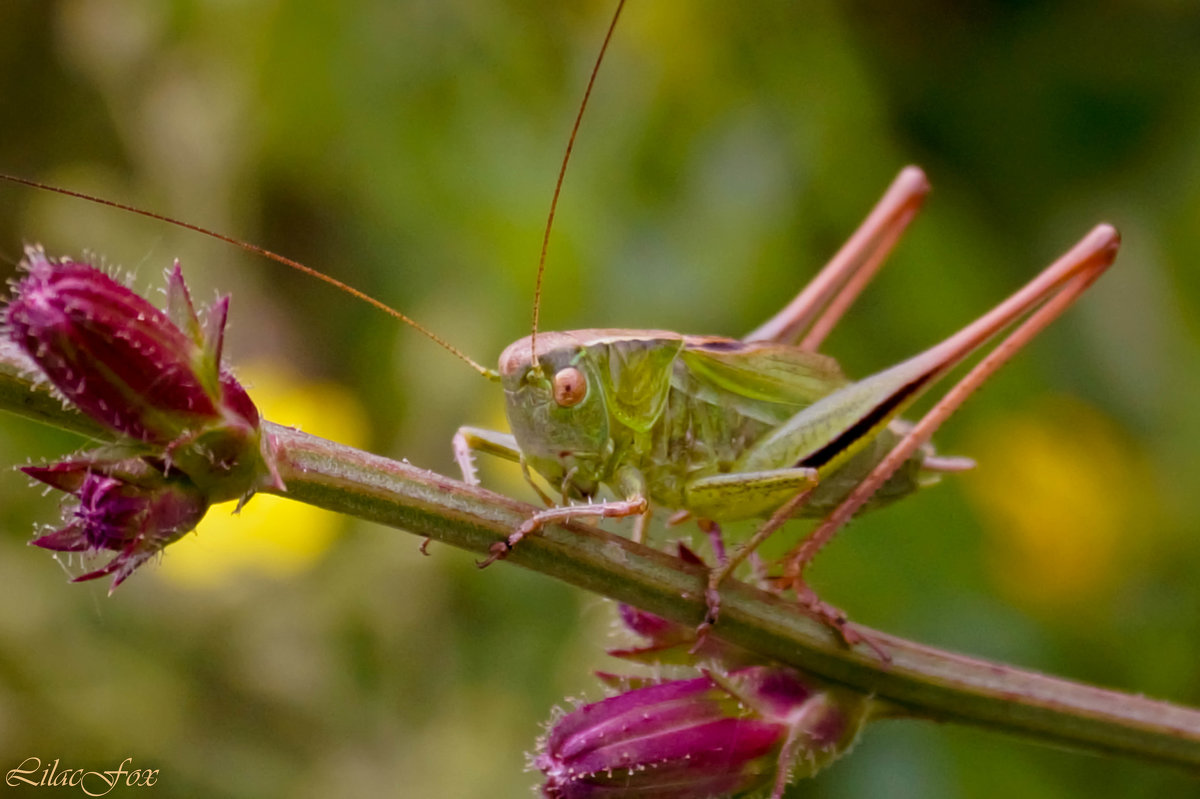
xmin=157 ymin=363 xmax=369 ymax=588
xmin=964 ymin=397 xmax=1153 ymax=613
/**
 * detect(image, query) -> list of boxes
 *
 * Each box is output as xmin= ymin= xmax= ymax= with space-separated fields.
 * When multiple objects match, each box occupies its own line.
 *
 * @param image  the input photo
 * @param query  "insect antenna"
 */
xmin=0 ymin=172 xmax=499 ymax=381
xmin=529 ymin=0 xmax=626 ymax=370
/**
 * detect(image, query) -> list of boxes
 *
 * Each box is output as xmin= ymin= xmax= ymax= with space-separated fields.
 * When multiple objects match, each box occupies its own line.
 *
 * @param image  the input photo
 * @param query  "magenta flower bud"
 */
xmin=537 ymin=666 xmax=871 ymax=799
xmin=4 ymin=247 xmax=279 ymax=500
xmin=4 ymin=247 xmax=287 ymax=588
xmin=24 ymin=458 xmax=210 ymax=589
xmin=7 ymin=247 xmax=239 ymax=439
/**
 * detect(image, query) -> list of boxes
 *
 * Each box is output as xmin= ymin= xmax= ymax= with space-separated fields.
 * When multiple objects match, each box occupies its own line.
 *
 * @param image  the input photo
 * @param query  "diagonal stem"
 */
xmin=3 ymin=348 xmax=1200 ymax=771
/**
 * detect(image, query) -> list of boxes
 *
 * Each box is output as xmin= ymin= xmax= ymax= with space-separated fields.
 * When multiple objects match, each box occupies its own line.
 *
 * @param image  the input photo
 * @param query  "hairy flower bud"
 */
xmin=24 ymin=459 xmax=210 ymax=589
xmin=5 ymin=247 xmax=284 ymax=587
xmin=4 ymin=247 xmax=279 ymax=500
xmin=537 ymin=666 xmax=871 ymax=799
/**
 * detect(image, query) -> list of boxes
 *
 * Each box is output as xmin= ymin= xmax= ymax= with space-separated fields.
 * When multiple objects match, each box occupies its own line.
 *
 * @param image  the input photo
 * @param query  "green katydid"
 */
xmin=441 ymin=1 xmax=1122 ymax=648
xmin=452 ymin=163 xmax=1118 ymax=645
xmin=0 ymin=1 xmax=1120 ymax=654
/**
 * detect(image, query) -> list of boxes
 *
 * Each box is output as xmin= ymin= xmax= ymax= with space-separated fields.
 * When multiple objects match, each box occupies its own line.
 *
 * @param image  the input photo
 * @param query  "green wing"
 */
xmin=679 ymin=338 xmax=849 ymax=410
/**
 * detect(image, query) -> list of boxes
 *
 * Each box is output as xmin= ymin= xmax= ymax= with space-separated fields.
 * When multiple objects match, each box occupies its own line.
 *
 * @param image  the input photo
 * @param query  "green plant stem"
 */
xmin=3 ymin=349 xmax=1200 ymax=771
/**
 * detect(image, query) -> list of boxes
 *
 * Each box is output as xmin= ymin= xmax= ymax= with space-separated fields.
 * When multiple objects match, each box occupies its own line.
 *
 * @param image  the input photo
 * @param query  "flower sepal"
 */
xmin=4 ymin=246 xmax=281 ymax=502
xmin=608 ymin=603 xmax=754 ymax=669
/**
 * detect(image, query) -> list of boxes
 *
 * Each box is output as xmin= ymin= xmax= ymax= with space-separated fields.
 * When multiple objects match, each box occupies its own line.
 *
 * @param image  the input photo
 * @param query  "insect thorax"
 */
xmin=607 ymin=351 xmax=798 ymax=510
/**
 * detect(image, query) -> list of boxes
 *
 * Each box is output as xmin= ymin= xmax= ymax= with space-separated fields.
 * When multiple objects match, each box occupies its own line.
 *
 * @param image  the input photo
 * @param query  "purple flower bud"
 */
xmin=4 ymin=247 xmax=289 ymax=588
xmin=7 ymin=248 xmax=233 ymax=438
xmin=4 ymin=247 xmax=280 ymax=500
xmin=24 ymin=458 xmax=210 ymax=589
xmin=537 ymin=666 xmax=871 ymax=799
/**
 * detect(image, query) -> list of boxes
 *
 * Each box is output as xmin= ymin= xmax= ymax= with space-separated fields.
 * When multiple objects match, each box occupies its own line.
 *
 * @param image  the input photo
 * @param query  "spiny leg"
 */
xmin=682 ymin=470 xmax=822 ymax=634
xmin=452 ymin=426 xmax=525 ymax=487
xmin=693 ymin=486 xmax=886 ymax=656
xmin=477 ymin=495 xmax=648 ymax=568
xmin=447 ymin=426 xmax=559 ymax=554
xmin=698 ymin=225 xmax=1119 ymax=655
xmin=435 ymin=428 xmax=487 ymax=554
xmin=451 ymin=429 xmax=482 ymax=487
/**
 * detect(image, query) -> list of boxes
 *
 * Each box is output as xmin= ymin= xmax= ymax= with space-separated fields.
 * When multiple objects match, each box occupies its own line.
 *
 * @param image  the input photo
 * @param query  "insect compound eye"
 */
xmin=552 ymin=366 xmax=587 ymax=407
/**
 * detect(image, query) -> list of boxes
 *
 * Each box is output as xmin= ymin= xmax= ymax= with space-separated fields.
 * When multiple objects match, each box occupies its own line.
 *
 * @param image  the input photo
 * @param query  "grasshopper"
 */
xmin=452 ymin=164 xmax=1118 ymax=644
xmin=1 ymin=2 xmax=1120 ymax=652
xmin=444 ymin=2 xmax=1121 ymax=646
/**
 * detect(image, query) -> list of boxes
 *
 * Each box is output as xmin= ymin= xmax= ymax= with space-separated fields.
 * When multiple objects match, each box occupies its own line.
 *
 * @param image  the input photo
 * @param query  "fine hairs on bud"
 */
xmin=5 ymin=249 xmax=281 ymax=587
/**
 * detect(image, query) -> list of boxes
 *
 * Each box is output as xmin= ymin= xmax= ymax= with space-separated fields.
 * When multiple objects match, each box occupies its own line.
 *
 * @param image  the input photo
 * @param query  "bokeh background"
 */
xmin=3 ymin=1 xmax=1200 ymax=796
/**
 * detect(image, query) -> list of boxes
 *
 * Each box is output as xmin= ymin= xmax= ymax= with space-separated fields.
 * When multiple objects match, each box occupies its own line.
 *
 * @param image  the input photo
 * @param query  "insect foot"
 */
xmin=475 ymin=511 xmax=551 ymax=568
xmin=783 ymin=577 xmax=892 ymax=664
xmin=476 ymin=539 xmax=514 ymax=568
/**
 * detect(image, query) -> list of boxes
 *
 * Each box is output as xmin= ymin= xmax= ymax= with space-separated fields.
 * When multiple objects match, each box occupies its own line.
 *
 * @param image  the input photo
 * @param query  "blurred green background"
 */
xmin=3 ymin=1 xmax=1200 ymax=796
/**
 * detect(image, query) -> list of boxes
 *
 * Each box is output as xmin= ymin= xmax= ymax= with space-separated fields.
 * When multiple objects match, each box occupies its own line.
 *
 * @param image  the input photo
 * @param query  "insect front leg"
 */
xmin=476 ymin=465 xmax=650 ymax=568
xmin=453 ymin=425 xmax=558 ymax=507
xmin=451 ymin=426 xmax=522 ymax=486
xmin=444 ymin=425 xmax=552 ymax=557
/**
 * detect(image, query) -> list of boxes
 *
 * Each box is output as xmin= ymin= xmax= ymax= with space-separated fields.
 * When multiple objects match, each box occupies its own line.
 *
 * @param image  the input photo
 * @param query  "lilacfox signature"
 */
xmin=6 ymin=757 xmax=158 ymax=795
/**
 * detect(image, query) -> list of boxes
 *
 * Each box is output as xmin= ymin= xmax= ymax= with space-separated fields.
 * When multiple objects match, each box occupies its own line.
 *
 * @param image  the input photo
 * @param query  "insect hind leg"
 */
xmin=780 ymin=224 xmax=1118 ymax=586
xmin=745 ymin=166 xmax=930 ymax=349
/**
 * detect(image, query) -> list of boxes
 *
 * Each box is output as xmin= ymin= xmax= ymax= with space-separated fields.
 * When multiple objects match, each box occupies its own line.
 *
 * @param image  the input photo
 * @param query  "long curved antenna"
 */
xmin=529 ymin=0 xmax=626 ymax=369
xmin=0 ymin=173 xmax=499 ymax=381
